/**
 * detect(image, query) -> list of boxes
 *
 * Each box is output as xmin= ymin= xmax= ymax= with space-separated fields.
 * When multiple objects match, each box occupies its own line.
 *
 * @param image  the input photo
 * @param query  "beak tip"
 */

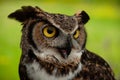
xmin=58 ymin=48 xmax=71 ymax=59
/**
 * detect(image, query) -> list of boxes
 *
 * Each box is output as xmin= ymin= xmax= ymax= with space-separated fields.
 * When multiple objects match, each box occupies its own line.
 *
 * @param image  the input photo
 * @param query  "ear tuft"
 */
xmin=75 ymin=11 xmax=90 ymax=24
xmin=8 ymin=6 xmax=40 ymax=22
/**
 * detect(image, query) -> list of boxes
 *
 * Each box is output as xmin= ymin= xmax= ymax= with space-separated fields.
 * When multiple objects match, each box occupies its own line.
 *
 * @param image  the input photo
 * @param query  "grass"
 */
xmin=0 ymin=0 xmax=120 ymax=80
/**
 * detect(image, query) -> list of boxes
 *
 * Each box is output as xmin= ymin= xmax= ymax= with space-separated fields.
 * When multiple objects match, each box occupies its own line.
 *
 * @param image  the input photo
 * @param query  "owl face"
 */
xmin=8 ymin=6 xmax=89 ymax=62
xmin=32 ymin=20 xmax=86 ymax=59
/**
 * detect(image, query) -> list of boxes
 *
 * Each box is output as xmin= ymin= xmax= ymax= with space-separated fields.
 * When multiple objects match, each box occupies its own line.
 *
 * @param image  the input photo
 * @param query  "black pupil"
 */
xmin=47 ymin=27 xmax=54 ymax=34
xmin=74 ymin=31 xmax=76 ymax=35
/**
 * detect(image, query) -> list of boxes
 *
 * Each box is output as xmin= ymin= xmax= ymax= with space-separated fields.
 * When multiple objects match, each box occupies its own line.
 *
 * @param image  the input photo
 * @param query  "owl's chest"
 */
xmin=25 ymin=60 xmax=82 ymax=80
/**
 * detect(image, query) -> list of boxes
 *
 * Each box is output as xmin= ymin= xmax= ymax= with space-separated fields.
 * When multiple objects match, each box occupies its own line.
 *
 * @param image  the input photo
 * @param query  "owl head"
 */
xmin=8 ymin=6 xmax=89 ymax=62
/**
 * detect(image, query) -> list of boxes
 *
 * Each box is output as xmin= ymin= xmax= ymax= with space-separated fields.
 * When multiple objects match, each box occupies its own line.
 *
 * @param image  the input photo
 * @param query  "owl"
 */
xmin=8 ymin=6 xmax=115 ymax=80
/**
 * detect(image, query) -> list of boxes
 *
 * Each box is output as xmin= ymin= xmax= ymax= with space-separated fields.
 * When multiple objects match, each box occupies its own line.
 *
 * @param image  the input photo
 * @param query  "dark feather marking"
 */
xmin=19 ymin=49 xmax=39 ymax=80
xmin=28 ymin=49 xmax=38 ymax=62
xmin=75 ymin=11 xmax=90 ymax=24
xmin=19 ymin=64 xmax=30 ymax=80
xmin=73 ymin=50 xmax=115 ymax=80
xmin=81 ymin=29 xmax=87 ymax=49
xmin=27 ymin=20 xmax=40 ymax=49
xmin=8 ymin=6 xmax=39 ymax=22
xmin=80 ymin=11 xmax=90 ymax=24
xmin=38 ymin=58 xmax=79 ymax=77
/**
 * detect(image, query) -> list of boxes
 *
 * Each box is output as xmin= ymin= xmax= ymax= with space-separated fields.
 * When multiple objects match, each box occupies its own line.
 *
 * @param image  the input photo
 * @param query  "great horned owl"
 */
xmin=8 ymin=6 xmax=115 ymax=80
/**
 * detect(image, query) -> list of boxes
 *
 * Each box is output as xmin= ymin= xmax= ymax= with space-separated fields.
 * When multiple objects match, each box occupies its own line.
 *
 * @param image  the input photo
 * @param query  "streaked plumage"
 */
xmin=8 ymin=6 xmax=115 ymax=80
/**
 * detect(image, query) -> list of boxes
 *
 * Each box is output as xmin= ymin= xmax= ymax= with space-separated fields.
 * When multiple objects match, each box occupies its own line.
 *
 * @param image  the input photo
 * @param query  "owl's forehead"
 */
xmin=46 ymin=14 xmax=78 ymax=34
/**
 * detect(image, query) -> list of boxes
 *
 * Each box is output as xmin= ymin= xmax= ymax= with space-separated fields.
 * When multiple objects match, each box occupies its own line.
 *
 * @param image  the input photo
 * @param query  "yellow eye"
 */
xmin=73 ymin=29 xmax=80 ymax=39
xmin=43 ymin=26 xmax=56 ymax=38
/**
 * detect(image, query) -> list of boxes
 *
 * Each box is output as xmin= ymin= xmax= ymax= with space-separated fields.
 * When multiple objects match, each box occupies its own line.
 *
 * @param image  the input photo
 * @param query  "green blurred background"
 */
xmin=0 ymin=0 xmax=120 ymax=80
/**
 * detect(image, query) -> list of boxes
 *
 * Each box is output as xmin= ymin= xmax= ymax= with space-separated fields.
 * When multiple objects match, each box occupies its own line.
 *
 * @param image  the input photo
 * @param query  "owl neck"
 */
xmin=25 ymin=48 xmax=84 ymax=76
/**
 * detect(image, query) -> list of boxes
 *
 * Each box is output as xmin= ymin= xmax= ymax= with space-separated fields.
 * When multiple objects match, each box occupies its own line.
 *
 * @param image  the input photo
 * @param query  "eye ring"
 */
xmin=43 ymin=26 xmax=57 ymax=38
xmin=73 ymin=29 xmax=80 ymax=39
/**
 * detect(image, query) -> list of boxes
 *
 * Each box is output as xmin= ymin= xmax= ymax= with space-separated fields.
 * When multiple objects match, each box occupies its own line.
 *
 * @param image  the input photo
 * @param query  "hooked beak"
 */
xmin=57 ymin=35 xmax=72 ymax=59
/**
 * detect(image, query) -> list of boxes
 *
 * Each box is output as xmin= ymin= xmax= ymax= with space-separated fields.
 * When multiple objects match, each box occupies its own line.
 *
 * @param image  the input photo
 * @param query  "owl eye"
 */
xmin=43 ymin=26 xmax=57 ymax=38
xmin=73 ymin=29 xmax=80 ymax=39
